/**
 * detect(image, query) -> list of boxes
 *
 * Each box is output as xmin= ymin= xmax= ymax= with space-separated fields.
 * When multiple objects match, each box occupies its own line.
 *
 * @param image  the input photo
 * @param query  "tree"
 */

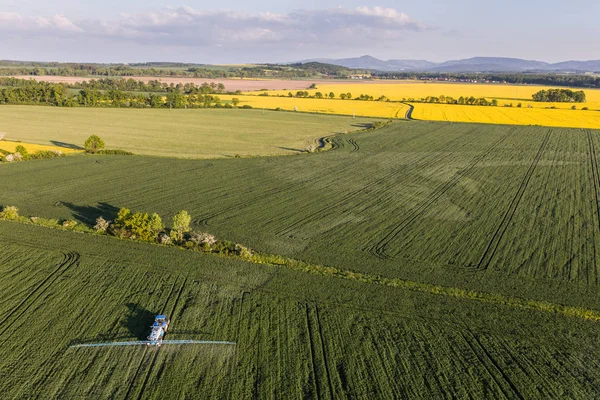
xmin=149 ymin=213 xmax=164 ymax=236
xmin=231 ymin=98 xmax=240 ymax=107
xmin=329 ymin=92 xmax=335 ymax=99
xmin=84 ymin=135 xmax=105 ymax=153
xmin=171 ymin=210 xmax=191 ymax=243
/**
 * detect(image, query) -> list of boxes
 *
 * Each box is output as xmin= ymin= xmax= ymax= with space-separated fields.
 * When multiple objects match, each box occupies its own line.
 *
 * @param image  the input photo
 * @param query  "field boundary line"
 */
xmin=477 ymin=130 xmax=552 ymax=271
xmin=5 ymin=211 xmax=600 ymax=324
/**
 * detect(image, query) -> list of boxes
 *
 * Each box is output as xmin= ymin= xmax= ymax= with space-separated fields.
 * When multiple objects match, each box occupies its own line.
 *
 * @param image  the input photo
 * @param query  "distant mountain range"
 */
xmin=300 ymin=55 xmax=600 ymax=73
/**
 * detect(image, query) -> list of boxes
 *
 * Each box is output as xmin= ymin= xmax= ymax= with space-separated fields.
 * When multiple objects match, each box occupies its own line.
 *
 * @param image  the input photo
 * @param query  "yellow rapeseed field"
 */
xmin=248 ymin=81 xmax=600 ymax=129
xmin=411 ymin=103 xmax=600 ymax=129
xmin=0 ymin=141 xmax=81 ymax=154
xmin=259 ymin=81 xmax=600 ymax=105
xmin=220 ymin=95 xmax=409 ymax=118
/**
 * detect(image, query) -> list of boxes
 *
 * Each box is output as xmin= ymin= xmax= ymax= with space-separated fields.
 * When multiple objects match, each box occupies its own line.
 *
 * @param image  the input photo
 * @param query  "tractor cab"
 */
xmin=147 ymin=314 xmax=170 ymax=346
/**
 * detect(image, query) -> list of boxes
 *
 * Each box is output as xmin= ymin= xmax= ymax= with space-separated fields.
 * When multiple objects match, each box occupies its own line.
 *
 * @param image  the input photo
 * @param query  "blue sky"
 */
xmin=0 ymin=0 xmax=598 ymax=63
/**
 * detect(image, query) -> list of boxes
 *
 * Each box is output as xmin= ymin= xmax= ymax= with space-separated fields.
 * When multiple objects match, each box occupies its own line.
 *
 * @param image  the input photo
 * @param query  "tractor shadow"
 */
xmin=50 ymin=140 xmax=84 ymax=150
xmin=124 ymin=303 xmax=156 ymax=340
xmin=62 ymin=201 xmax=120 ymax=226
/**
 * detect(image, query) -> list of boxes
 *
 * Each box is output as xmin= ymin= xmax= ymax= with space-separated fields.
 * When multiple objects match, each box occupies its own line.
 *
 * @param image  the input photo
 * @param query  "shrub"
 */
xmin=94 ymin=216 xmax=110 ymax=232
xmin=15 ymin=145 xmax=28 ymax=156
xmin=96 ymin=149 xmax=133 ymax=155
xmin=0 ymin=206 xmax=19 ymax=220
xmin=235 ymin=244 xmax=253 ymax=259
xmin=84 ymin=135 xmax=105 ymax=153
xmin=158 ymin=232 xmax=172 ymax=245
xmin=27 ymin=150 xmax=63 ymax=160
xmin=241 ymin=105 xmax=253 ymax=109
xmin=189 ymin=232 xmax=217 ymax=246
xmin=62 ymin=219 xmax=78 ymax=229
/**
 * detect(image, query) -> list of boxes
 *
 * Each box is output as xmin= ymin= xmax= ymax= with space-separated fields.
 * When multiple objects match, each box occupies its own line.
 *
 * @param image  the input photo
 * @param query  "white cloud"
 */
xmin=0 ymin=12 xmax=82 ymax=34
xmin=0 ymin=6 xmax=425 ymax=47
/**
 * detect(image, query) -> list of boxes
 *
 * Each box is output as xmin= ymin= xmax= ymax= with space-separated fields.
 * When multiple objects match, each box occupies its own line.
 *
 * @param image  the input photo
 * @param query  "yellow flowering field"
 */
xmin=0 ymin=141 xmax=81 ymax=154
xmin=259 ymin=81 xmax=600 ymax=105
xmin=246 ymin=81 xmax=600 ymax=128
xmin=410 ymin=103 xmax=600 ymax=129
xmin=220 ymin=95 xmax=409 ymax=118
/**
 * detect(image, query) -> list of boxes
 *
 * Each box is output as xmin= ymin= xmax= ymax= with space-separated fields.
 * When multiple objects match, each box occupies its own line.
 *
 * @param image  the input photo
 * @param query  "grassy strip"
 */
xmin=3 ymin=209 xmax=600 ymax=322
xmin=248 ymin=253 xmax=600 ymax=322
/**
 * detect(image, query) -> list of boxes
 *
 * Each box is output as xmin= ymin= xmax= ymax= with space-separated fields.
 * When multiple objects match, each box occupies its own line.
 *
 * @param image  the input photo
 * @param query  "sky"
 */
xmin=0 ymin=0 xmax=598 ymax=63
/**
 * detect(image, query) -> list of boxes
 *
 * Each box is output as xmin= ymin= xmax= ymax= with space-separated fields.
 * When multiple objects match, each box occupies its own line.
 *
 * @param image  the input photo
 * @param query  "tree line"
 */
xmin=372 ymin=72 xmax=600 ymax=89
xmin=0 ymin=79 xmax=244 ymax=109
xmin=0 ymin=77 xmax=229 ymax=94
xmin=0 ymin=61 xmax=359 ymax=79
xmin=532 ymin=88 xmax=586 ymax=102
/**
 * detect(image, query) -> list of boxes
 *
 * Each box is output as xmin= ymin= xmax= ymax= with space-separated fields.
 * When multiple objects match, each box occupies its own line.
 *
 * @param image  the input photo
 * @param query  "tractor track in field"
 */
xmin=305 ymin=304 xmax=322 ymax=400
xmin=587 ymin=130 xmax=600 ymax=286
xmin=277 ymin=124 xmax=500 ymax=239
xmin=0 ymin=251 xmax=79 ymax=337
xmin=461 ymin=331 xmax=525 ymax=400
xmin=476 ymin=130 xmax=552 ymax=271
xmin=347 ymin=138 xmax=360 ymax=152
xmin=276 ymin=170 xmax=399 ymax=237
xmin=369 ymin=127 xmax=517 ymax=260
xmin=192 ymin=181 xmax=303 ymax=227
xmin=315 ymin=305 xmax=335 ymax=400
xmin=135 ymin=276 xmax=188 ymax=400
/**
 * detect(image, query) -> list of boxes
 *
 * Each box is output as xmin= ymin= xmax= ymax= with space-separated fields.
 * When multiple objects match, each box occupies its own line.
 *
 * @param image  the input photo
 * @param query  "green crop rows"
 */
xmin=3 ymin=120 xmax=600 ymax=397
xmin=2 ymin=223 xmax=600 ymax=398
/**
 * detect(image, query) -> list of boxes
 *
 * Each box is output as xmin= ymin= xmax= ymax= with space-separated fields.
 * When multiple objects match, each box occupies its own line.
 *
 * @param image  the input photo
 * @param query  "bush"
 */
xmin=62 ymin=219 xmax=78 ymax=229
xmin=15 ymin=145 xmax=28 ymax=156
xmin=96 ymin=149 xmax=133 ymax=155
xmin=94 ymin=216 xmax=110 ymax=232
xmin=84 ymin=135 xmax=105 ymax=153
xmin=0 ymin=206 xmax=19 ymax=220
xmin=158 ymin=232 xmax=172 ymax=245
xmin=241 ymin=105 xmax=253 ymax=109
xmin=235 ymin=244 xmax=253 ymax=259
xmin=189 ymin=232 xmax=217 ymax=246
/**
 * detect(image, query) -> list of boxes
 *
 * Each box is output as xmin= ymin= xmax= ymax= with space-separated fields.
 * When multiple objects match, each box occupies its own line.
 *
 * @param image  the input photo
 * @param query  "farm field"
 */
xmin=411 ymin=103 xmax=600 ymax=129
xmin=2 ymin=222 xmax=600 ymax=398
xmin=220 ymin=94 xmax=411 ymax=118
xmin=5 ymin=120 xmax=600 ymax=397
xmin=0 ymin=106 xmax=379 ymax=158
xmin=250 ymin=81 xmax=600 ymax=128
xmin=262 ymin=81 xmax=600 ymax=105
xmin=0 ymin=140 xmax=82 ymax=154
xmin=3 ymin=121 xmax=600 ymax=303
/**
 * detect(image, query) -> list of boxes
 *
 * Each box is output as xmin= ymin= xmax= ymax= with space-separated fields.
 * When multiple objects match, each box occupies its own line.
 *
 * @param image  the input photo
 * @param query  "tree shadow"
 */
xmin=350 ymin=123 xmax=375 ymax=129
xmin=50 ymin=140 xmax=84 ymax=150
xmin=276 ymin=146 xmax=305 ymax=153
xmin=124 ymin=303 xmax=157 ymax=340
xmin=62 ymin=201 xmax=120 ymax=226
